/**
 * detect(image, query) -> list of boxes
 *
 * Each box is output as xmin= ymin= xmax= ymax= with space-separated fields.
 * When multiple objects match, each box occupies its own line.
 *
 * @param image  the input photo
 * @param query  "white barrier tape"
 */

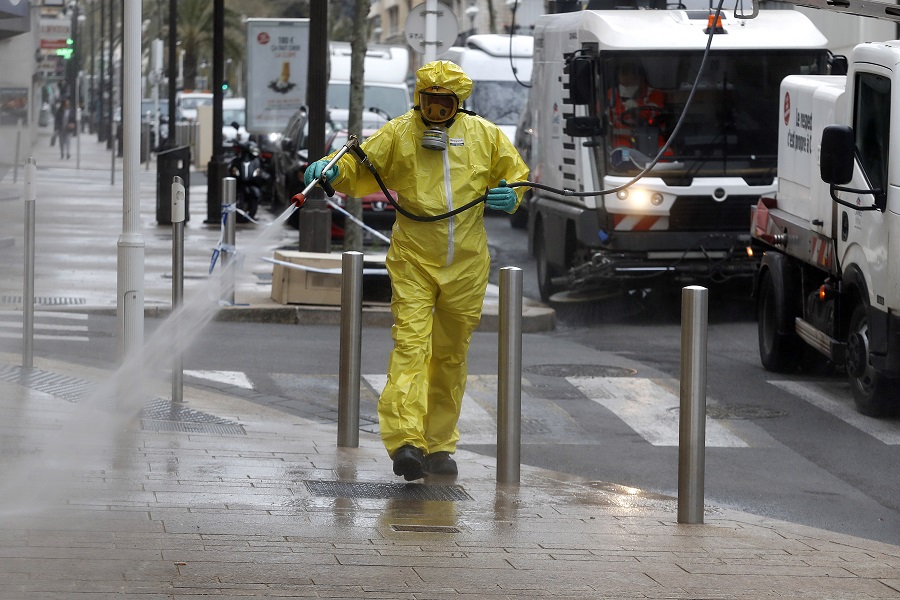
xmin=234 ymin=206 xmax=263 ymax=224
xmin=325 ymin=199 xmax=392 ymax=244
xmin=209 ymin=203 xmax=241 ymax=274
xmin=261 ymin=256 xmax=389 ymax=276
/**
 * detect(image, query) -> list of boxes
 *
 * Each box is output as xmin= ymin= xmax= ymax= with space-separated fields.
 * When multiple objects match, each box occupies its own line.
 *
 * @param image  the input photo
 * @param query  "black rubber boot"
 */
xmin=424 ymin=451 xmax=458 ymax=476
xmin=392 ymin=445 xmax=425 ymax=481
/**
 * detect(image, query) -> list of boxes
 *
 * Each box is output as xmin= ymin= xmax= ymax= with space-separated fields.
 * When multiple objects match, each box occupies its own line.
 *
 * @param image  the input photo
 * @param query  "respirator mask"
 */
xmin=418 ymin=86 xmax=459 ymax=151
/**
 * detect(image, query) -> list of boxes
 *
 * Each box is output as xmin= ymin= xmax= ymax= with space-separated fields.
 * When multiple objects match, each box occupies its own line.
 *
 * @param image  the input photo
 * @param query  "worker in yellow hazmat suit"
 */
xmin=305 ymin=61 xmax=529 ymax=480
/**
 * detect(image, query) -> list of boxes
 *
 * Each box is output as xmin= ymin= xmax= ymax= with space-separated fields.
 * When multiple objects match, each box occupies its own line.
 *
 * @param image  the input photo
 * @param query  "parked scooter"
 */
xmin=226 ymin=122 xmax=269 ymax=222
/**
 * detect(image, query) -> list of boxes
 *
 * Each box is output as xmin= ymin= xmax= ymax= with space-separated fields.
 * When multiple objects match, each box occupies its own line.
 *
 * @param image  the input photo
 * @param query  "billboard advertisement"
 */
xmin=246 ymin=18 xmax=309 ymax=134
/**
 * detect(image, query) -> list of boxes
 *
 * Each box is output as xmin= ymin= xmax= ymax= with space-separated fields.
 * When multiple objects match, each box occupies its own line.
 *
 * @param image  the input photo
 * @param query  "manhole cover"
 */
xmin=525 ymin=364 xmax=638 ymax=378
xmin=304 ymin=480 xmax=472 ymax=501
xmin=667 ymin=404 xmax=788 ymax=420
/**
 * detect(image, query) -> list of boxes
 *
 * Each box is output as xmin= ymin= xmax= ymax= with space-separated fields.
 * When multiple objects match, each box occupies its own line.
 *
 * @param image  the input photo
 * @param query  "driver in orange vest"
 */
xmin=608 ymin=60 xmax=670 ymax=153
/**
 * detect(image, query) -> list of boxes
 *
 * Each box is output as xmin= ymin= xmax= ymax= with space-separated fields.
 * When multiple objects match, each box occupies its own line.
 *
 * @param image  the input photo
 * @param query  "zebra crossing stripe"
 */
xmin=569 ymin=376 xmax=748 ymax=447
xmin=769 ymin=380 xmax=900 ymax=445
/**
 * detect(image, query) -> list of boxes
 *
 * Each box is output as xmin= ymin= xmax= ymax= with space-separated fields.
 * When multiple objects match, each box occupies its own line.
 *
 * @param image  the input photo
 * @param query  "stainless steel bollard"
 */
xmin=497 ymin=266 xmax=524 ymax=484
xmin=678 ymin=285 xmax=708 ymax=524
xmin=171 ymin=176 xmax=186 ymax=402
xmin=338 ymin=251 xmax=364 ymax=448
xmin=22 ymin=157 xmax=36 ymax=369
xmin=221 ymin=177 xmax=236 ymax=304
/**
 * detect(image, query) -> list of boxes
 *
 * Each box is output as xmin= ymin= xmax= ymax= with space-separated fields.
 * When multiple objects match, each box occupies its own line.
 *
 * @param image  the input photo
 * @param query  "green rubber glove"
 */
xmin=304 ymin=159 xmax=339 ymax=187
xmin=486 ymin=180 xmax=517 ymax=213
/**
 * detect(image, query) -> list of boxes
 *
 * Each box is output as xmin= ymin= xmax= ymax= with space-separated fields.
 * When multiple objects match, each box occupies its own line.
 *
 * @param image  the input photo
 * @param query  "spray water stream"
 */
xmin=0 ymin=204 xmax=300 ymax=518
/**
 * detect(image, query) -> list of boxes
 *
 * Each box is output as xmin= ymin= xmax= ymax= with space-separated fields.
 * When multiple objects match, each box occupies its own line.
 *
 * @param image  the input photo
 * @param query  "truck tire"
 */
xmin=847 ymin=302 xmax=899 ymax=417
xmin=757 ymin=269 xmax=801 ymax=373
xmin=535 ymin=224 xmax=561 ymax=303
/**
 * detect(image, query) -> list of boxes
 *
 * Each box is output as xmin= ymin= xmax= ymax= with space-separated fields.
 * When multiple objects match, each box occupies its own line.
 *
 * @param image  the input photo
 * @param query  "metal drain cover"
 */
xmin=139 ymin=398 xmax=246 ymax=435
xmin=0 ymin=364 xmax=97 ymax=402
xmin=0 ymin=295 xmax=86 ymax=306
xmin=525 ymin=364 xmax=638 ymax=378
xmin=304 ymin=480 xmax=472 ymax=501
xmin=139 ymin=420 xmax=247 ymax=435
xmin=390 ymin=524 xmax=461 ymax=533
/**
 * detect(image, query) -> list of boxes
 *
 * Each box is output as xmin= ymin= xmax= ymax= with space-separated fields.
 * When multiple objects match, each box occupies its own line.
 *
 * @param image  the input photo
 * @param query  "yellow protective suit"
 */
xmin=329 ymin=61 xmax=529 ymax=458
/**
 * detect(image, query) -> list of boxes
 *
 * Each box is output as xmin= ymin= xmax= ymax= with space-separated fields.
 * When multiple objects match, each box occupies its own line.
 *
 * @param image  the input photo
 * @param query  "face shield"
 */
xmin=418 ymin=86 xmax=459 ymax=125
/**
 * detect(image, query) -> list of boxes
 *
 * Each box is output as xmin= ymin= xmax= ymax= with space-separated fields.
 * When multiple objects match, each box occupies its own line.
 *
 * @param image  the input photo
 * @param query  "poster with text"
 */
xmin=246 ymin=18 xmax=310 ymax=134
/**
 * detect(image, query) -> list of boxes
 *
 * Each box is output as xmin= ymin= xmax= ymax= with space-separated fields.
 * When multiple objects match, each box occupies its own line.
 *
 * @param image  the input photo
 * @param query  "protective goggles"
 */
xmin=418 ymin=87 xmax=459 ymax=124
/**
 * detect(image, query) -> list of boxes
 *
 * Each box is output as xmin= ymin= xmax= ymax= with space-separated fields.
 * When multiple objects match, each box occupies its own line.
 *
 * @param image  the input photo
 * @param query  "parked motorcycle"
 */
xmin=226 ymin=122 xmax=270 ymax=222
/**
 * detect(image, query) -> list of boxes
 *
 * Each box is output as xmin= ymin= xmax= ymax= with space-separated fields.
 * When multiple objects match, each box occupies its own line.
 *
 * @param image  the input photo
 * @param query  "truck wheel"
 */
xmin=535 ymin=225 xmax=561 ymax=303
xmin=757 ymin=269 xmax=800 ymax=373
xmin=847 ymin=302 xmax=899 ymax=417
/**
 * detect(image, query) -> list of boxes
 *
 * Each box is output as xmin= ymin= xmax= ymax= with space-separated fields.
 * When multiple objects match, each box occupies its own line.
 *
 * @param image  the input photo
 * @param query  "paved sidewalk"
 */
xmin=2 ymin=132 xmax=900 ymax=599
xmin=0 ymin=132 xmax=555 ymax=332
xmin=1 ymin=354 xmax=900 ymax=599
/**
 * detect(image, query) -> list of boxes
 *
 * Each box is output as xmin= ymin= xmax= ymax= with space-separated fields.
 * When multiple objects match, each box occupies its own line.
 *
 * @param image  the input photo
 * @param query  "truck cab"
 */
xmin=752 ymin=41 xmax=900 ymax=416
xmin=523 ymin=9 xmax=829 ymax=302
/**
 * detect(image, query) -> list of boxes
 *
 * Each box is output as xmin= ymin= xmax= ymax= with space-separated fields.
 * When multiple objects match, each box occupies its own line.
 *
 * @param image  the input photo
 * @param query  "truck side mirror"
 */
xmin=828 ymin=53 xmax=848 ymax=76
xmin=566 ymin=57 xmax=594 ymax=105
xmin=820 ymin=125 xmax=855 ymax=185
xmin=821 ymin=124 xmax=887 ymax=212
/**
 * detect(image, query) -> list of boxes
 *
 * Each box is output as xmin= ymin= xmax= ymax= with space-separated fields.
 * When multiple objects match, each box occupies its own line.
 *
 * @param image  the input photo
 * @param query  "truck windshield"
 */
xmin=465 ymin=81 xmax=529 ymax=125
xmin=326 ymin=83 xmax=410 ymax=121
xmin=599 ymin=50 xmax=826 ymax=182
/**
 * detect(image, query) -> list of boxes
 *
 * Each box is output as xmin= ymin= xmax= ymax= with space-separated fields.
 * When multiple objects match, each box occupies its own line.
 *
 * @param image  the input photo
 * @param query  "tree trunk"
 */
xmin=343 ymin=0 xmax=369 ymax=253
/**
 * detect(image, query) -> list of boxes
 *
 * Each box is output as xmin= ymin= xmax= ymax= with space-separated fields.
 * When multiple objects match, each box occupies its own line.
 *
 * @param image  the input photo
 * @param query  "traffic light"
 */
xmin=222 ymin=80 xmax=229 ymax=92
xmin=56 ymin=38 xmax=74 ymax=60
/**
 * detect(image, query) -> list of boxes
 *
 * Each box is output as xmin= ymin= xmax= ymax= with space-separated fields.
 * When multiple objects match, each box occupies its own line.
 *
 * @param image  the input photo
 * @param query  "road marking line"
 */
xmin=185 ymin=370 xmax=254 ymax=390
xmin=0 ymin=322 xmax=89 ymax=332
xmin=0 ymin=310 xmax=89 ymax=320
xmin=569 ymin=376 xmax=748 ymax=447
xmin=0 ymin=331 xmax=89 ymax=342
xmin=769 ymin=380 xmax=900 ymax=445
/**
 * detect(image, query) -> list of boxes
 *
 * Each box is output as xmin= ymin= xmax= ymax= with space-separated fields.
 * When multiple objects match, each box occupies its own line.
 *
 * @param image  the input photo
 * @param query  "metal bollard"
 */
xmin=221 ymin=177 xmax=236 ymax=304
xmin=171 ymin=176 xmax=186 ymax=402
xmin=678 ymin=285 xmax=708 ymax=524
xmin=338 ymin=251 xmax=364 ymax=448
xmin=497 ymin=266 xmax=524 ymax=484
xmin=22 ymin=158 xmax=36 ymax=369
